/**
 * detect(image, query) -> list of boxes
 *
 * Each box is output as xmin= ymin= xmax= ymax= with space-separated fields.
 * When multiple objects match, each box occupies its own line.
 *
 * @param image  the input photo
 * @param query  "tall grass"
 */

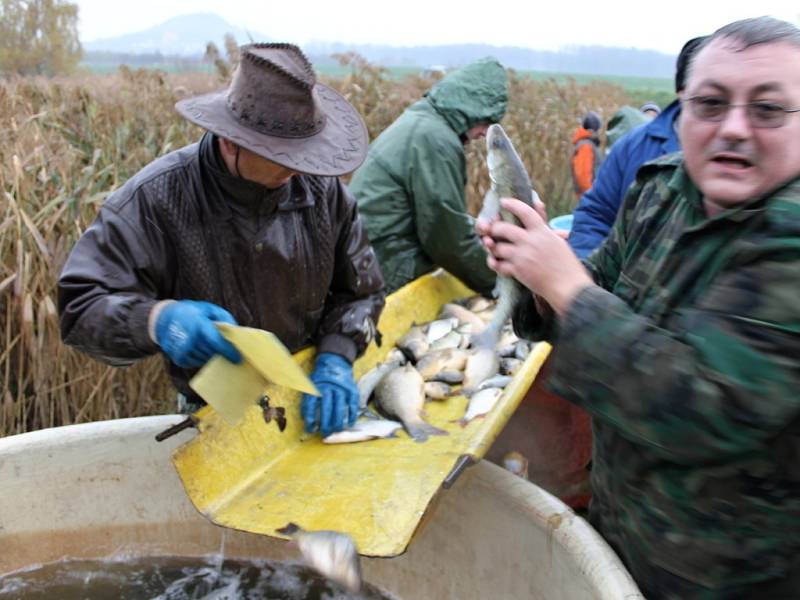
xmin=1 ymin=60 xmax=630 ymax=436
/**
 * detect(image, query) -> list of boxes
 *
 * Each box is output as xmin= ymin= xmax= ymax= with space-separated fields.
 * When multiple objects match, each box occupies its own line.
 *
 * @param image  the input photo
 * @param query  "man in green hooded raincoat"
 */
xmin=349 ymin=58 xmax=508 ymax=295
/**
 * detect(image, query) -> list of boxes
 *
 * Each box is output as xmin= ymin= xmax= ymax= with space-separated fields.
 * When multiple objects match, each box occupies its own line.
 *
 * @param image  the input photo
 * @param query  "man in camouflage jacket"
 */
xmin=477 ymin=17 xmax=800 ymax=598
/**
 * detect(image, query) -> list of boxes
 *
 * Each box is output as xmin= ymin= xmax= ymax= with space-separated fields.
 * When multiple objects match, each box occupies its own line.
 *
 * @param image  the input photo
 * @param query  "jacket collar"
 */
xmin=645 ymin=99 xmax=681 ymax=141
xmin=198 ymin=132 xmax=316 ymax=215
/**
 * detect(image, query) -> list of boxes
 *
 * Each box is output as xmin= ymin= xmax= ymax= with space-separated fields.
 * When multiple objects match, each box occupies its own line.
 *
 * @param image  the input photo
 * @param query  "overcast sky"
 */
xmin=75 ymin=0 xmax=798 ymax=55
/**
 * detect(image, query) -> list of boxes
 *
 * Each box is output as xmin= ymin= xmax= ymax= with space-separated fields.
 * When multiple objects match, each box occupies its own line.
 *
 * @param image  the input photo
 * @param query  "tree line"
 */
xmin=0 ymin=0 xmax=81 ymax=76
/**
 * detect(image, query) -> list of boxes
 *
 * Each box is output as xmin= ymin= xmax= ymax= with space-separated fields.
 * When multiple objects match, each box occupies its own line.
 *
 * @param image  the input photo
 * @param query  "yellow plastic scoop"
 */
xmin=189 ymin=324 xmax=319 ymax=425
xmin=173 ymin=270 xmax=550 ymax=556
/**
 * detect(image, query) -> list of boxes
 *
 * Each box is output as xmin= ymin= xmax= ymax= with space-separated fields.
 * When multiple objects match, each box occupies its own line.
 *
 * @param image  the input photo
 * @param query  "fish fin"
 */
xmin=477 ymin=188 xmax=501 ymax=223
xmin=406 ymin=422 xmax=448 ymax=443
xmin=276 ymin=522 xmax=301 ymax=536
xmin=397 ymin=346 xmax=417 ymax=364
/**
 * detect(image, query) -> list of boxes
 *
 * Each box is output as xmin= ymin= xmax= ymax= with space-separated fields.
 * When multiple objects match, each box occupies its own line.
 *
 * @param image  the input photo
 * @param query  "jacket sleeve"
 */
xmin=57 ymin=196 xmax=167 ymax=366
xmin=315 ymin=179 xmax=386 ymax=362
xmin=409 ymin=135 xmax=496 ymax=296
xmin=568 ymin=143 xmax=629 ymax=259
xmin=572 ymin=143 xmax=595 ymax=195
xmin=549 ymin=271 xmax=800 ymax=464
xmin=550 ymin=201 xmax=800 ymax=464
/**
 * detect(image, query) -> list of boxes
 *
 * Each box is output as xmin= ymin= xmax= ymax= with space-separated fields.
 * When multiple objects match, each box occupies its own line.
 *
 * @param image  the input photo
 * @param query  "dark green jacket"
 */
xmin=349 ymin=58 xmax=507 ymax=294
xmin=606 ymin=105 xmax=650 ymax=148
xmin=515 ymin=154 xmax=800 ymax=597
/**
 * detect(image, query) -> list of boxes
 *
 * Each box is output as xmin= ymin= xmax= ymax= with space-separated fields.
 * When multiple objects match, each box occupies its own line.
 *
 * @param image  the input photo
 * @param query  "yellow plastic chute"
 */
xmin=172 ymin=270 xmax=550 ymax=556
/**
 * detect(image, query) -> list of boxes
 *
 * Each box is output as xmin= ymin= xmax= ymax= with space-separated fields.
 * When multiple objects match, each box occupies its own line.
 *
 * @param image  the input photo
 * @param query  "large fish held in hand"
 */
xmin=472 ymin=123 xmax=538 ymax=351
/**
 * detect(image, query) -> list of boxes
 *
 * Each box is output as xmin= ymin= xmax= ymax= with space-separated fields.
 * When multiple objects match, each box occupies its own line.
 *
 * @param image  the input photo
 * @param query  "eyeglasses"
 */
xmin=683 ymin=96 xmax=800 ymax=128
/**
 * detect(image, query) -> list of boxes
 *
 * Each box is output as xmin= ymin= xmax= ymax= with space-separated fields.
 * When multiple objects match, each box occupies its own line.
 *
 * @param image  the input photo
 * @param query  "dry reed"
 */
xmin=0 ymin=60 xmax=629 ymax=436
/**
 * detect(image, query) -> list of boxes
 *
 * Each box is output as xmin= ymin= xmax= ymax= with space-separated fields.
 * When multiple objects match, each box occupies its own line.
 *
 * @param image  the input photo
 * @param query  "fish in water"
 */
xmin=455 ymin=387 xmax=503 ymax=427
xmin=323 ymin=416 xmax=403 ymax=444
xmin=472 ymin=123 xmax=538 ymax=351
xmin=373 ymin=364 xmax=447 ymax=442
xmin=276 ymin=522 xmax=362 ymax=593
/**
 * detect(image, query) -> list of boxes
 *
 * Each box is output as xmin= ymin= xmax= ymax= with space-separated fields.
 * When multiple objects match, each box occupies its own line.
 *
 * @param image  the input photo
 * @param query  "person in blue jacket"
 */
xmin=568 ymin=36 xmax=707 ymax=258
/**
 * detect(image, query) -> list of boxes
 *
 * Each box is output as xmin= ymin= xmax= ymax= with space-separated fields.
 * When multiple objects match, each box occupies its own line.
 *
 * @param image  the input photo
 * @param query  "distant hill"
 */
xmin=81 ymin=12 xmax=676 ymax=80
xmin=83 ymin=12 xmax=268 ymax=56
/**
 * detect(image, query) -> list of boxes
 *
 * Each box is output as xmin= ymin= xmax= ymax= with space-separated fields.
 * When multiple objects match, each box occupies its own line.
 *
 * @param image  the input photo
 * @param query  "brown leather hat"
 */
xmin=176 ymin=43 xmax=368 ymax=177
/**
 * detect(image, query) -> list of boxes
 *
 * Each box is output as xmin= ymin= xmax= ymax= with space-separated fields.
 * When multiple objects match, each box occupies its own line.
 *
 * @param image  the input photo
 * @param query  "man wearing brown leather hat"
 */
xmin=58 ymin=43 xmax=386 ymax=437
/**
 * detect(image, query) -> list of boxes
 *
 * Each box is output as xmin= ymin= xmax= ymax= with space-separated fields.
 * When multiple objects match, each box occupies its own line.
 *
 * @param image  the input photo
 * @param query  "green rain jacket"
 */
xmin=349 ymin=58 xmax=507 ymax=295
xmin=514 ymin=154 xmax=800 ymax=598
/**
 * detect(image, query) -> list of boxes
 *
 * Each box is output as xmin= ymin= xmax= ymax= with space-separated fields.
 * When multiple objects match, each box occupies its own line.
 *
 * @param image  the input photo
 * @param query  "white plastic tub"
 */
xmin=0 ymin=416 xmax=643 ymax=599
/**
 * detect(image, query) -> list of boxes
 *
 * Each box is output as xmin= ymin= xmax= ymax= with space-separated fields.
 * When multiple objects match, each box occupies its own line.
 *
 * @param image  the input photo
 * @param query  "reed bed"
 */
xmin=1 ymin=60 xmax=630 ymax=435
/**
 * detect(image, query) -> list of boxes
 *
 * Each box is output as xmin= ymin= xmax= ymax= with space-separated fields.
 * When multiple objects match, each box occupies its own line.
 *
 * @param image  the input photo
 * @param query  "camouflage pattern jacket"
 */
xmin=514 ymin=154 xmax=800 ymax=597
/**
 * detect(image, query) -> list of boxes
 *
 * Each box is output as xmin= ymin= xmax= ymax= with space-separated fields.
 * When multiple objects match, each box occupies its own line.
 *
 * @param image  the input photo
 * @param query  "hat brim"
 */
xmin=175 ymin=82 xmax=368 ymax=177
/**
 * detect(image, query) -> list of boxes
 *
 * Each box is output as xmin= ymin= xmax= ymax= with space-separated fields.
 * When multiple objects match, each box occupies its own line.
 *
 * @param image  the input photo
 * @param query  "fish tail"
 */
xmin=406 ymin=422 xmax=448 ymax=443
xmin=458 ymin=414 xmax=486 ymax=428
xmin=471 ymin=277 xmax=524 ymax=351
xmin=470 ymin=321 xmax=501 ymax=350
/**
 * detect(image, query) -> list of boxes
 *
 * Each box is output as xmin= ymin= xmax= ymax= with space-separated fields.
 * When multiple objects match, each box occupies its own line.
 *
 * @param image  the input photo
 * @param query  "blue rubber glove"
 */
xmin=302 ymin=352 xmax=359 ymax=437
xmin=154 ymin=300 xmax=242 ymax=369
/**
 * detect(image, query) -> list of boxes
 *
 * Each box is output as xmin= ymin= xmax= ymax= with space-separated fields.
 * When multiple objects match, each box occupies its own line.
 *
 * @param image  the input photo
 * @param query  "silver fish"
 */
xmin=323 ymin=417 xmax=403 ymax=444
xmin=425 ymin=317 xmax=459 ymax=343
xmin=514 ymin=340 xmax=533 ymax=360
xmin=439 ymin=303 xmax=487 ymax=333
xmin=477 ymin=374 xmax=513 ymax=390
xmin=416 ymin=348 xmax=469 ymax=380
xmin=456 ymin=387 xmax=503 ymax=426
xmin=428 ymin=330 xmax=464 ymax=352
xmin=374 ymin=364 xmax=447 ymax=442
xmin=472 ymin=124 xmax=537 ymax=351
xmin=276 ymin=522 xmax=362 ymax=592
xmin=424 ymin=381 xmax=456 ymax=400
xmin=465 ymin=295 xmax=494 ymax=313
xmin=396 ymin=324 xmax=429 ymax=363
xmin=462 ymin=346 xmax=500 ymax=396
xmin=496 ymin=329 xmax=520 ymax=357
xmin=500 ymin=357 xmax=523 ymax=376
xmin=428 ymin=370 xmax=464 ymax=384
xmin=357 ymin=357 xmax=404 ymax=409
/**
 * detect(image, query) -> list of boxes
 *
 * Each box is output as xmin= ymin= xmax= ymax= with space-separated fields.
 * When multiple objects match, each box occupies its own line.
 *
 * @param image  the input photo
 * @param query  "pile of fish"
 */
xmin=323 ymin=295 xmax=534 ymax=445
xmin=325 ymin=124 xmax=538 ymax=446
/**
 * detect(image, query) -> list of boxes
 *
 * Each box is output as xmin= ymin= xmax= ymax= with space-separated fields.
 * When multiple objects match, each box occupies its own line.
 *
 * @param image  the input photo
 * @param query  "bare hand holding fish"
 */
xmin=478 ymin=198 xmax=591 ymax=315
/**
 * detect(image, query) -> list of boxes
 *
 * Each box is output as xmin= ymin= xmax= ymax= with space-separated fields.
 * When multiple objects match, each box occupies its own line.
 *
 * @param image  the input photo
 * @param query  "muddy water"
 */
xmin=0 ymin=556 xmax=398 ymax=599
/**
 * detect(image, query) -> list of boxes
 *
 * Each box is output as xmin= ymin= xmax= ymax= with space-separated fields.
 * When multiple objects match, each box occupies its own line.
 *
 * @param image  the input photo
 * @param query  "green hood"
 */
xmin=426 ymin=57 xmax=508 ymax=136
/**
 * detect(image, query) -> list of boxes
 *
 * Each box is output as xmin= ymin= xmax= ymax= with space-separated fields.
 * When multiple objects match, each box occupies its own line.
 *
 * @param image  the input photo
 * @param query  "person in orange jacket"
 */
xmin=571 ymin=111 xmax=603 ymax=200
